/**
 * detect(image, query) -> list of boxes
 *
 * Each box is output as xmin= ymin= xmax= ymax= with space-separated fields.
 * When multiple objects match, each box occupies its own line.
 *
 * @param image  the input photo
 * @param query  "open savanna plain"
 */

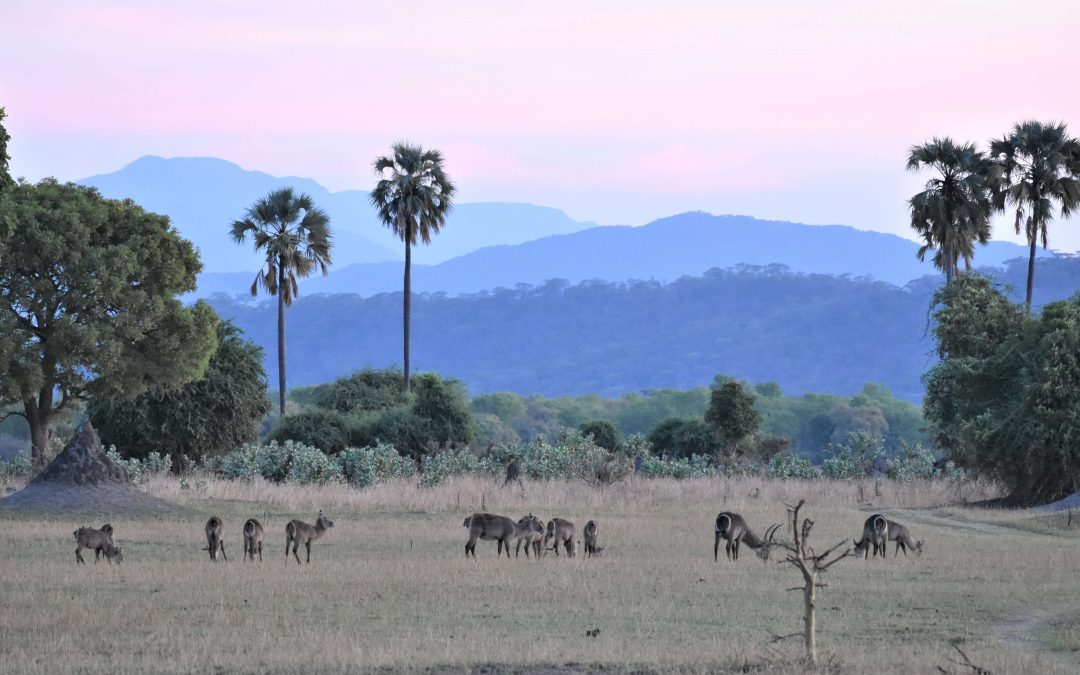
xmin=1 ymin=475 xmax=1078 ymax=674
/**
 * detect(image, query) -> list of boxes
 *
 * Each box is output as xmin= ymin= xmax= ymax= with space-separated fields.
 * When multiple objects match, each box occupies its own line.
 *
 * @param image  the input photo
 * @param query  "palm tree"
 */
xmin=990 ymin=121 xmax=1080 ymax=309
xmin=906 ymin=138 xmax=993 ymax=284
xmin=231 ymin=188 xmax=332 ymax=415
xmin=370 ymin=142 xmax=456 ymax=392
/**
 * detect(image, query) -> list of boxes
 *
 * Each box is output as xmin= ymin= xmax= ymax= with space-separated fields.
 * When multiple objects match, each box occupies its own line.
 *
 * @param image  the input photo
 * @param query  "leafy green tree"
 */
xmin=411 ymin=373 xmax=473 ymax=448
xmin=89 ymin=321 xmax=270 ymax=467
xmin=578 ymin=419 xmax=622 ymax=451
xmin=0 ymin=180 xmax=217 ymax=468
xmin=0 ymin=107 xmax=12 ymax=195
xmin=646 ymin=417 xmax=716 ymax=459
xmin=308 ymin=369 xmax=406 ymax=414
xmin=907 ymin=138 xmax=993 ymax=283
xmin=370 ymin=143 xmax=456 ymax=391
xmin=924 ymin=276 xmax=1080 ymax=503
xmin=990 ymin=121 xmax=1080 ymax=308
xmin=704 ymin=381 xmax=761 ymax=460
xmin=269 ymin=407 xmax=353 ymax=454
xmin=231 ymin=188 xmax=332 ymax=415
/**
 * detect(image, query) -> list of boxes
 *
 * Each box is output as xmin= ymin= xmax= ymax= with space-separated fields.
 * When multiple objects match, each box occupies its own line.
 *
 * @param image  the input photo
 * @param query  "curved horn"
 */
xmin=764 ymin=523 xmax=781 ymax=543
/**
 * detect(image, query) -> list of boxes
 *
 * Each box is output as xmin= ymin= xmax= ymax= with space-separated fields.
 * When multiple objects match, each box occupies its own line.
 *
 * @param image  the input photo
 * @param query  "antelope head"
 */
xmin=754 ymin=523 xmax=782 ymax=560
xmin=853 ymin=538 xmax=868 ymax=559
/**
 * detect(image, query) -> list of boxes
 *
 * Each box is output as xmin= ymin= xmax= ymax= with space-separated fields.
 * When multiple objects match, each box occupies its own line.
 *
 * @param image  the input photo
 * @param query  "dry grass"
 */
xmin=0 ymin=475 xmax=1077 ymax=674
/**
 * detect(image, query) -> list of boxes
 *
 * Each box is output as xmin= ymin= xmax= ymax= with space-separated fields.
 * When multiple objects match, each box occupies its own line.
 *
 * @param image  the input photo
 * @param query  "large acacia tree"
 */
xmin=0 ymin=180 xmax=218 ymax=468
xmin=370 ymin=143 xmax=455 ymax=392
xmin=231 ymin=188 xmax=332 ymax=415
xmin=990 ymin=121 xmax=1080 ymax=309
xmin=906 ymin=138 xmax=993 ymax=284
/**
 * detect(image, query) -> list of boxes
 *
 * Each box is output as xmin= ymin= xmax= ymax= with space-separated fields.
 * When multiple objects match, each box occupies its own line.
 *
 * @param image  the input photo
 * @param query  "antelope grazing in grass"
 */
xmin=886 ymin=519 xmax=924 ymax=556
xmin=285 ymin=511 xmax=334 ymax=564
xmin=463 ymin=513 xmax=539 ymax=558
xmin=854 ymin=514 xmax=889 ymax=559
xmin=243 ymin=518 xmax=264 ymax=562
xmin=74 ymin=525 xmax=122 ymax=564
xmin=514 ymin=514 xmax=545 ymax=558
xmin=713 ymin=512 xmax=779 ymax=561
xmin=205 ymin=517 xmax=227 ymax=561
xmin=544 ymin=518 xmax=576 ymax=557
xmin=583 ymin=520 xmax=604 ymax=558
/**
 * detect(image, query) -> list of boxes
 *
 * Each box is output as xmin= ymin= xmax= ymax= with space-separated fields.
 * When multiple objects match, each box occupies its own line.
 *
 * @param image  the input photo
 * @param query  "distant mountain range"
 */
xmin=79 ymin=156 xmax=599 ymax=274
xmin=81 ymin=156 xmax=1050 ymax=301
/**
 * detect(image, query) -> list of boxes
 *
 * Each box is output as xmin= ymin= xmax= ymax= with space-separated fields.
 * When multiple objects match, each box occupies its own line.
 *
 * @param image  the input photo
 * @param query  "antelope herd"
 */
xmin=71 ymin=507 xmax=923 ymax=565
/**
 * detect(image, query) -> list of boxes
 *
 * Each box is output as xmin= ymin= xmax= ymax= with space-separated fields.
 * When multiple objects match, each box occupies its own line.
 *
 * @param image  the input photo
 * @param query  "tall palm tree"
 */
xmin=370 ymin=142 xmax=456 ymax=392
xmin=906 ymin=138 xmax=993 ymax=284
xmin=990 ymin=121 xmax=1080 ymax=309
xmin=231 ymin=188 xmax=332 ymax=415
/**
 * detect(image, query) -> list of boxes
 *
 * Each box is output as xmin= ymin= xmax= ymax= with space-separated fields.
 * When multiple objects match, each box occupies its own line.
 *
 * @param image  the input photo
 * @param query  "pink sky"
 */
xmin=3 ymin=0 xmax=1079 ymax=250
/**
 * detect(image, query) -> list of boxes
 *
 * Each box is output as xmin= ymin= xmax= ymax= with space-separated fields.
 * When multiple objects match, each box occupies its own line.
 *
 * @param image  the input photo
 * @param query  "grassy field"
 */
xmin=1 ymin=474 xmax=1078 ymax=674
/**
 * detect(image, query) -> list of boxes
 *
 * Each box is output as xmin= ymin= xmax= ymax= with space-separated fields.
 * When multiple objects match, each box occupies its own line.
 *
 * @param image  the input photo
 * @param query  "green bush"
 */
xmin=766 ymin=452 xmax=818 ymax=479
xmin=638 ymin=453 xmax=717 ymax=478
xmin=340 ymin=444 xmax=417 ymax=487
xmin=821 ymin=431 xmax=885 ymax=478
xmin=105 ymin=446 xmax=173 ymax=484
xmin=578 ymin=420 xmax=622 ymax=451
xmin=269 ymin=408 xmax=352 ymax=454
xmin=286 ymin=444 xmax=342 ymax=484
xmin=884 ymin=442 xmax=937 ymax=481
xmin=420 ymin=448 xmax=498 ymax=487
xmin=0 ymin=451 xmax=31 ymax=481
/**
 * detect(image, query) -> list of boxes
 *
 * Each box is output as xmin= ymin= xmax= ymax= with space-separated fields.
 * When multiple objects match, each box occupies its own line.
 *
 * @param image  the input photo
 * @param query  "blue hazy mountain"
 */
xmin=197 ymin=211 xmax=1045 ymax=298
xmin=79 ymin=156 xmax=599 ymax=274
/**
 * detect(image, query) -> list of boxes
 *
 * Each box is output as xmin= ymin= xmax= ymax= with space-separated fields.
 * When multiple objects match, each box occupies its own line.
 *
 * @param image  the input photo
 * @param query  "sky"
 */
xmin=3 ymin=0 xmax=1079 ymax=251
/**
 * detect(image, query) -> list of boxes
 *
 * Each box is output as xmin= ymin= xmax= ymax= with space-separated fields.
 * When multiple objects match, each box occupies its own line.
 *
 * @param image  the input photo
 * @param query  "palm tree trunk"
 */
xmin=277 ymin=265 xmax=287 ymax=416
xmin=1025 ymin=234 xmax=1037 ymax=311
xmin=403 ymin=238 xmax=411 ymax=392
xmin=944 ymin=242 xmax=954 ymax=284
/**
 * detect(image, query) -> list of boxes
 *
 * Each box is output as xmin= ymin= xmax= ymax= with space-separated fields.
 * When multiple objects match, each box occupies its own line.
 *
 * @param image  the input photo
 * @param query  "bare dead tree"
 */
xmin=935 ymin=640 xmax=992 ymax=674
xmin=768 ymin=499 xmax=852 ymax=666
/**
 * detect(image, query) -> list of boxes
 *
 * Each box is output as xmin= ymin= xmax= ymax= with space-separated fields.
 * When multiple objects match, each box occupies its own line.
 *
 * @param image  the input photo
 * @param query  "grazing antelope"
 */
xmin=463 ymin=513 xmax=539 ymax=558
xmin=886 ymin=519 xmax=924 ymax=556
xmin=285 ymin=511 xmax=334 ymax=564
xmin=205 ymin=517 xmax=227 ymax=561
xmin=73 ymin=525 xmax=122 ymax=564
xmin=583 ymin=520 xmax=604 ymax=558
xmin=853 ymin=514 xmax=889 ymax=559
xmin=92 ymin=523 xmax=115 ymax=562
xmin=514 ymin=514 xmax=545 ymax=558
xmin=544 ymin=518 xmax=576 ymax=557
xmin=713 ymin=512 xmax=779 ymax=561
xmin=243 ymin=518 xmax=264 ymax=562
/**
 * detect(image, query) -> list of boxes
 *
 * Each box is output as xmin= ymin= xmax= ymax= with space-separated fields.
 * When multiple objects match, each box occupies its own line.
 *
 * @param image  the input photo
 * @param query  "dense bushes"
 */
xmin=268 ymin=408 xmax=353 ymax=454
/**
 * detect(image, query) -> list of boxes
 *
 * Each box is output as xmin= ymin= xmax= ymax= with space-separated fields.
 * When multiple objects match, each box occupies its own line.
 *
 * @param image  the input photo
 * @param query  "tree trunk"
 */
xmin=24 ymin=399 xmax=52 ymax=472
xmin=403 ymin=238 xmax=411 ymax=392
xmin=944 ymin=242 xmax=954 ymax=285
xmin=1025 ymin=234 xmax=1037 ymax=311
xmin=277 ymin=265 xmax=287 ymax=416
xmin=804 ymin=573 xmax=818 ymax=665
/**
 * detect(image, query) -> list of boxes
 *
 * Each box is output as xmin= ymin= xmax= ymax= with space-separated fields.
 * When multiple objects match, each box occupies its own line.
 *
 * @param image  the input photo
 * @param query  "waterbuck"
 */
xmin=713 ymin=512 xmax=779 ymax=561
xmin=514 ymin=514 xmax=545 ymax=558
xmin=205 ymin=517 xmax=227 ymax=561
xmin=853 ymin=514 xmax=889 ymax=559
xmin=544 ymin=518 xmax=576 ymax=557
xmin=886 ymin=519 xmax=924 ymax=556
xmin=73 ymin=525 xmax=122 ymax=564
xmin=285 ymin=511 xmax=334 ymax=564
xmin=243 ymin=518 xmax=264 ymax=562
xmin=583 ymin=520 xmax=604 ymax=558
xmin=463 ymin=512 xmax=539 ymax=558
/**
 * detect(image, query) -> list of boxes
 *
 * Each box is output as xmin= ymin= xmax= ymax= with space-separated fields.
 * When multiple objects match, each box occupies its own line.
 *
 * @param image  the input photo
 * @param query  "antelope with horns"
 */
xmin=243 ymin=518 xmax=264 ymax=562
xmin=583 ymin=520 xmax=604 ymax=558
xmin=853 ymin=514 xmax=889 ymax=559
xmin=544 ymin=518 xmax=576 ymax=557
xmin=713 ymin=512 xmax=780 ymax=561
xmin=463 ymin=513 xmax=539 ymax=558
xmin=285 ymin=511 xmax=334 ymax=564
xmin=73 ymin=525 xmax=122 ymax=565
xmin=514 ymin=514 xmax=545 ymax=559
xmin=205 ymin=516 xmax=227 ymax=561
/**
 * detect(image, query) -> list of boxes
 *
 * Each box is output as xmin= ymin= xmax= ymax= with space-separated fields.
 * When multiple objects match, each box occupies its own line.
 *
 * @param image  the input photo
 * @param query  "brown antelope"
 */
xmin=74 ymin=525 xmax=122 ymax=564
xmin=285 ymin=511 xmax=334 ymax=564
xmin=463 ymin=513 xmax=539 ymax=558
xmin=886 ymin=519 xmax=924 ymax=556
xmin=853 ymin=514 xmax=889 ymax=559
xmin=583 ymin=520 xmax=604 ymax=558
xmin=514 ymin=514 xmax=545 ymax=558
xmin=713 ymin=512 xmax=779 ymax=561
xmin=205 ymin=516 xmax=226 ymax=561
xmin=243 ymin=518 xmax=264 ymax=562
xmin=544 ymin=518 xmax=576 ymax=557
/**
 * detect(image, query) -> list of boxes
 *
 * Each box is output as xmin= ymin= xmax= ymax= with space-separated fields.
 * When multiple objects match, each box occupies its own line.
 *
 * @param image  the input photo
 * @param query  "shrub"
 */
xmin=0 ymin=451 xmax=31 ymax=481
xmin=420 ymin=448 xmax=498 ymax=487
xmin=647 ymin=417 xmax=716 ymax=459
xmin=578 ymin=420 xmax=622 ymax=451
xmin=821 ymin=431 xmax=884 ymax=478
xmin=105 ymin=446 xmax=173 ymax=484
xmin=638 ymin=453 xmax=717 ymax=479
xmin=269 ymin=408 xmax=351 ymax=454
xmin=767 ymin=452 xmax=818 ymax=479
xmin=885 ymin=442 xmax=937 ymax=481
xmin=286 ymin=444 xmax=342 ymax=484
xmin=340 ymin=444 xmax=416 ymax=487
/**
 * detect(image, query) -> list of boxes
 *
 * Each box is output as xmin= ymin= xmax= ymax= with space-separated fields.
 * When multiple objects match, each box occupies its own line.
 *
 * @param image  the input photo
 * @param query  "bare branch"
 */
xmin=819 ymin=549 xmax=854 ymax=571
xmin=0 ymin=410 xmax=27 ymax=424
xmin=767 ymin=631 xmax=803 ymax=643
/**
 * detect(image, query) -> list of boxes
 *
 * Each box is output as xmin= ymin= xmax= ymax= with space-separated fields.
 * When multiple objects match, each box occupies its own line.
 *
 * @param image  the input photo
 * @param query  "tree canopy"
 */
xmin=705 ymin=381 xmax=762 ymax=459
xmin=0 ymin=179 xmax=217 ymax=467
xmin=89 ymin=320 xmax=270 ymax=467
